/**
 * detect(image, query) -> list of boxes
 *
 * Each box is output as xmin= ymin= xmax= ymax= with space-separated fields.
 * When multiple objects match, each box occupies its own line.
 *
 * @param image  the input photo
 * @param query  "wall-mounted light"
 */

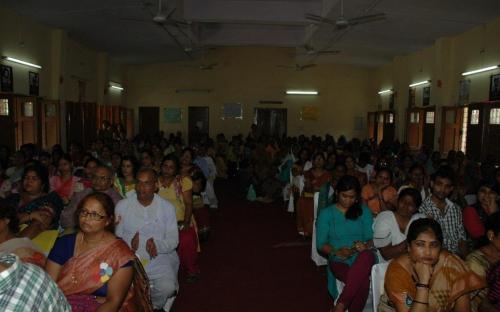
xmin=409 ymin=80 xmax=430 ymax=88
xmin=109 ymin=81 xmax=124 ymax=91
xmin=3 ymin=56 xmax=42 ymax=69
xmin=462 ymin=65 xmax=499 ymax=76
xmin=285 ymin=90 xmax=318 ymax=95
xmin=378 ymin=89 xmax=393 ymax=95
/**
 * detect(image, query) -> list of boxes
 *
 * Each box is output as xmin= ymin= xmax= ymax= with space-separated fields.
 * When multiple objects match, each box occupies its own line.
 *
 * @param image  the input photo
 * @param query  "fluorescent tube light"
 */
xmin=409 ymin=80 xmax=430 ymax=88
xmin=462 ymin=65 xmax=499 ymax=76
xmin=110 ymin=85 xmax=124 ymax=91
xmin=378 ymin=89 xmax=393 ymax=95
xmin=286 ymin=90 xmax=318 ymax=95
xmin=3 ymin=56 xmax=42 ymax=69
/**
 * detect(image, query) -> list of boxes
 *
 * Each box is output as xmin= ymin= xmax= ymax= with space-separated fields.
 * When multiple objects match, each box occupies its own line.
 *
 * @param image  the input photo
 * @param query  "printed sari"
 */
xmin=58 ymin=237 xmax=147 ymax=312
xmin=0 ymin=237 xmax=46 ymax=267
xmin=384 ymin=251 xmax=485 ymax=311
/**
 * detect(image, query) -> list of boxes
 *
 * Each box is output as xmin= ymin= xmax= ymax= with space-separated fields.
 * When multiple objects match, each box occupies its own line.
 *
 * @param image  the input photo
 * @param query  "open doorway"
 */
xmin=188 ymin=106 xmax=209 ymax=144
xmin=139 ymin=107 xmax=159 ymax=137
xmin=253 ymin=108 xmax=287 ymax=138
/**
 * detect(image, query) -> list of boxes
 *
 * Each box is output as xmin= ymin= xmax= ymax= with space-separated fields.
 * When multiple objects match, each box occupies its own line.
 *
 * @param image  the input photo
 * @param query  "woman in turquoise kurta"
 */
xmin=316 ymin=175 xmax=376 ymax=312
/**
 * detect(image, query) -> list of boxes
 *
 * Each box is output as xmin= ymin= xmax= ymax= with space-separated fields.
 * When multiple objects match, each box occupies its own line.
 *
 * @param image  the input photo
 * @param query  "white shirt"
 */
xmin=373 ymin=211 xmax=426 ymax=249
xmin=115 ymin=194 xmax=179 ymax=277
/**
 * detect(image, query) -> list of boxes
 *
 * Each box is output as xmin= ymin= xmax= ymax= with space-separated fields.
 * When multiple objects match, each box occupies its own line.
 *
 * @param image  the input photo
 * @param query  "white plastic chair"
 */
xmin=311 ymin=192 xmax=328 ymax=266
xmin=371 ymin=262 xmax=389 ymax=311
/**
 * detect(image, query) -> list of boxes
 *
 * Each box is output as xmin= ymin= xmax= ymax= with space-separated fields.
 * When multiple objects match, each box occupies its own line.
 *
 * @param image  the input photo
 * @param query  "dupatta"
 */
xmin=58 ymin=237 xmax=141 ymax=312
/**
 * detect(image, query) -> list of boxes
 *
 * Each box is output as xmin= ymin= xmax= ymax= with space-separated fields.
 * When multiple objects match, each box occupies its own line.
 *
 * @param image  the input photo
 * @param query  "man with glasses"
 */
xmin=60 ymin=165 xmax=122 ymax=229
xmin=115 ymin=168 xmax=179 ymax=312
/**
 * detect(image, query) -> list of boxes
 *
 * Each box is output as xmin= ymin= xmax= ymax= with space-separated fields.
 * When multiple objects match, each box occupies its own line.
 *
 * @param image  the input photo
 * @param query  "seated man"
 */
xmin=115 ymin=168 xmax=179 ymax=311
xmin=60 ymin=165 xmax=122 ymax=229
xmin=0 ymin=253 xmax=71 ymax=311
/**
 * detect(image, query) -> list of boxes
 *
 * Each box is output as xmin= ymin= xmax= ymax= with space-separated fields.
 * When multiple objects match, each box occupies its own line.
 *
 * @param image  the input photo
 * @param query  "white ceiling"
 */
xmin=2 ymin=0 xmax=500 ymax=66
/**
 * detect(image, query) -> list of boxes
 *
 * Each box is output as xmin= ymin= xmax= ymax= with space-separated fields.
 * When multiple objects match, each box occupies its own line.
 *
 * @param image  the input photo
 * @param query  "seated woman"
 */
xmin=316 ymin=175 xmax=375 ymax=312
xmin=7 ymin=164 xmax=63 ymax=239
xmin=0 ymin=199 xmax=45 ymax=267
xmin=466 ymin=212 xmax=500 ymax=310
xmin=463 ymin=181 xmax=499 ymax=248
xmin=297 ymin=152 xmax=332 ymax=237
xmin=397 ymin=164 xmax=431 ymax=201
xmin=45 ymin=192 xmax=144 ymax=311
xmin=383 ymin=218 xmax=484 ymax=311
xmin=191 ymin=172 xmax=210 ymax=242
xmin=373 ymin=188 xmax=425 ymax=261
xmin=362 ymin=167 xmax=397 ymax=216
xmin=114 ymin=156 xmax=139 ymax=198
xmin=344 ymin=155 xmax=367 ymax=186
xmin=50 ymin=154 xmax=82 ymax=205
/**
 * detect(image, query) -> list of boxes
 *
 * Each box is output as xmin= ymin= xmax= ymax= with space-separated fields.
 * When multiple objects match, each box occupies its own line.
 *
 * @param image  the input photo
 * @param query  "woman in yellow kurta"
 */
xmin=158 ymin=154 xmax=199 ymax=282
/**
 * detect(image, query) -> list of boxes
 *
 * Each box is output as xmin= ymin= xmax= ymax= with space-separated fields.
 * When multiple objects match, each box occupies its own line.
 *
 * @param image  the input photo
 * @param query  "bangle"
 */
xmin=412 ymin=300 xmax=429 ymax=305
xmin=416 ymin=283 xmax=430 ymax=289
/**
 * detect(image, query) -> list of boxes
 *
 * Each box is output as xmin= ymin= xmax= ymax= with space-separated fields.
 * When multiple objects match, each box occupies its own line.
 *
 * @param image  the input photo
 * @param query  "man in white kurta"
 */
xmin=115 ymin=168 xmax=179 ymax=311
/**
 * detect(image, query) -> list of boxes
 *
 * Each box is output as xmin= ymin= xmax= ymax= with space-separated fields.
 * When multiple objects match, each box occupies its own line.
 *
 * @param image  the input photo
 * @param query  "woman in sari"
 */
xmin=45 ymin=192 xmax=145 ymax=312
xmin=297 ymin=152 xmax=332 ymax=236
xmin=50 ymin=154 xmax=82 ymax=205
xmin=466 ymin=211 xmax=500 ymax=310
xmin=383 ymin=218 xmax=484 ymax=311
xmin=0 ymin=199 xmax=45 ymax=267
xmin=344 ymin=155 xmax=367 ymax=186
xmin=7 ymin=164 xmax=63 ymax=239
xmin=362 ymin=167 xmax=397 ymax=216
xmin=114 ymin=156 xmax=139 ymax=198
xmin=180 ymin=148 xmax=202 ymax=178
xmin=316 ymin=175 xmax=375 ymax=312
xmin=158 ymin=154 xmax=199 ymax=282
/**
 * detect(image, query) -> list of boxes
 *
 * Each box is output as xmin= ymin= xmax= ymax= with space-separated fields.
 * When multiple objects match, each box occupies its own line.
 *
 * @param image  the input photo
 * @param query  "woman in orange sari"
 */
xmin=50 ymin=154 xmax=82 ymax=205
xmin=296 ymin=152 xmax=331 ymax=236
xmin=46 ymin=192 xmax=148 ymax=312
xmin=383 ymin=218 xmax=484 ymax=311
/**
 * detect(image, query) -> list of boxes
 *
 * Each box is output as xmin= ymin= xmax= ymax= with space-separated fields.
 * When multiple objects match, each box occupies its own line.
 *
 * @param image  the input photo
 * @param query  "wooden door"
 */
xmin=422 ymin=107 xmax=436 ymax=150
xmin=440 ymin=106 xmax=463 ymax=154
xmin=139 ymin=107 xmax=159 ymax=137
xmin=188 ymin=106 xmax=210 ymax=143
xmin=407 ymin=108 xmax=424 ymax=150
xmin=254 ymin=108 xmax=287 ymax=139
xmin=466 ymin=103 xmax=485 ymax=162
xmin=376 ymin=112 xmax=384 ymax=144
xmin=482 ymin=101 xmax=500 ymax=163
xmin=382 ymin=111 xmax=395 ymax=143
xmin=126 ymin=109 xmax=134 ymax=139
xmin=367 ymin=112 xmax=376 ymax=141
xmin=40 ymin=99 xmax=60 ymax=149
xmin=66 ymin=101 xmax=84 ymax=146
xmin=0 ymin=95 xmax=15 ymax=152
xmin=14 ymin=95 xmax=37 ymax=150
xmin=84 ymin=102 xmax=97 ymax=147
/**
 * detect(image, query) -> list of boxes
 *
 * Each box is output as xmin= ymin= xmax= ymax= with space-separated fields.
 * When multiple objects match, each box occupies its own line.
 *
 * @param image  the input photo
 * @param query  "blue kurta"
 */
xmin=315 ymin=203 xmax=374 ymax=299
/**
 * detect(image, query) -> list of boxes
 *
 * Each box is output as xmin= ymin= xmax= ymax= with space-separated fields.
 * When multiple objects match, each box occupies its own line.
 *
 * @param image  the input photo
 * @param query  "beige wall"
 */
xmin=374 ymin=18 xmax=500 ymax=148
xmin=126 ymin=47 xmax=378 ymax=139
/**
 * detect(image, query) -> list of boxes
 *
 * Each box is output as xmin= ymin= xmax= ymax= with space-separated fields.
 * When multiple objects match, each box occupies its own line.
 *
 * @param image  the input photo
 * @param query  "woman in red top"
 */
xmin=463 ymin=181 xmax=499 ymax=248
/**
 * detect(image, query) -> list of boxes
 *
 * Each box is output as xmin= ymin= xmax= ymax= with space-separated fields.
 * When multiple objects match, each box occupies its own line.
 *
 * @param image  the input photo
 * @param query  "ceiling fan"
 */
xmin=305 ymin=0 xmax=386 ymax=31
xmin=297 ymin=44 xmax=340 ymax=56
xmin=276 ymin=64 xmax=317 ymax=71
xmin=121 ymin=0 xmax=188 ymax=27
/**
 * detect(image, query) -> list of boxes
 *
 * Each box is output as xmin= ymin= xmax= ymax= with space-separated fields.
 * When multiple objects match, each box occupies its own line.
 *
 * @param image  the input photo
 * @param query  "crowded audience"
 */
xmin=0 ymin=122 xmax=499 ymax=311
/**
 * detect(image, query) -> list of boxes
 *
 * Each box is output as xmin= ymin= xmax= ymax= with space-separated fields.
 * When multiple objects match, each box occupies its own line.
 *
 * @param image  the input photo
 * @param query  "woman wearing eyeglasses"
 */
xmin=45 ymin=192 xmax=149 ymax=311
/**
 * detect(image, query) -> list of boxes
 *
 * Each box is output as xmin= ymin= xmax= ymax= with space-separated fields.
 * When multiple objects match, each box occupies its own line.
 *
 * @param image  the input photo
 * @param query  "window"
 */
xmin=387 ymin=113 xmax=394 ymax=124
xmin=490 ymin=108 xmax=500 ymax=125
xmin=378 ymin=113 xmax=384 ymax=123
xmin=0 ymin=99 xmax=8 ymax=116
xmin=425 ymin=111 xmax=435 ymax=124
xmin=470 ymin=109 xmax=479 ymax=125
xmin=222 ymin=103 xmax=243 ymax=120
xmin=460 ymin=107 xmax=468 ymax=153
xmin=410 ymin=112 xmax=419 ymax=123
xmin=23 ymin=102 xmax=34 ymax=117
xmin=45 ymin=103 xmax=56 ymax=117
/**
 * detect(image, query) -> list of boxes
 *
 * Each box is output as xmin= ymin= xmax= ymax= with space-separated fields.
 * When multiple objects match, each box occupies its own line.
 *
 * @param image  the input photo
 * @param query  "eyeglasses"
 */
xmin=78 ymin=210 xmax=107 ymax=221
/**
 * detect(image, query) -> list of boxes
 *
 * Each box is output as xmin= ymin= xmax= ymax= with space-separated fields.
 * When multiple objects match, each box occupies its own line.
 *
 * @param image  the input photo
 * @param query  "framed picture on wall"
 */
xmin=0 ymin=65 xmax=13 ymax=92
xmin=422 ymin=86 xmax=431 ymax=106
xmin=458 ymin=79 xmax=471 ymax=105
xmin=490 ymin=74 xmax=500 ymax=101
xmin=408 ymin=88 xmax=415 ymax=107
xmin=29 ymin=71 xmax=39 ymax=96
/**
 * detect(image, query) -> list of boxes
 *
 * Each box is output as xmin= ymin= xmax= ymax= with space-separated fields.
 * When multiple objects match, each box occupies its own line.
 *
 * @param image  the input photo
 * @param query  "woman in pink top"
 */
xmin=50 ymin=154 xmax=82 ymax=205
